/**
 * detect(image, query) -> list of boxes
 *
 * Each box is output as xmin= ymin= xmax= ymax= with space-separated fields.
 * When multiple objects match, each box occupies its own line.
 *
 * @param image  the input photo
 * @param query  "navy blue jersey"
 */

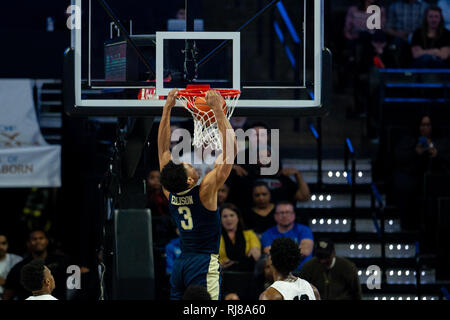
xmin=168 ymin=186 xmax=221 ymax=254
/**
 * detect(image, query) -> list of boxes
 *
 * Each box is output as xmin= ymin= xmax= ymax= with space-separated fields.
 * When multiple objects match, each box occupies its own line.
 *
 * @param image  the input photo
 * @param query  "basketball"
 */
xmin=189 ymin=96 xmax=227 ymax=126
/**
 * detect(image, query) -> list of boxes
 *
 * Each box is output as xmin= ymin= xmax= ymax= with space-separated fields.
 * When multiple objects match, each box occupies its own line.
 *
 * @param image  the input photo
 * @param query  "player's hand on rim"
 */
xmin=165 ymin=88 xmax=179 ymax=109
xmin=205 ymin=90 xmax=224 ymax=111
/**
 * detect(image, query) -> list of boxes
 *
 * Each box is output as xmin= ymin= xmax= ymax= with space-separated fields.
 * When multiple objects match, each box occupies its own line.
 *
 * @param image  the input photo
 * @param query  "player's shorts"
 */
xmin=170 ymin=252 xmax=221 ymax=300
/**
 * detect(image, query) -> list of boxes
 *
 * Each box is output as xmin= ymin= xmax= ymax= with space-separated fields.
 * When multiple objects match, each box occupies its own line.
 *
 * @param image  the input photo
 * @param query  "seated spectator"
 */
xmin=0 ymin=233 xmax=23 ymax=300
xmin=392 ymin=114 xmax=450 ymax=230
xmin=244 ymin=182 xmax=276 ymax=235
xmin=165 ymin=228 xmax=181 ymax=276
xmin=146 ymin=169 xmax=178 ymax=247
xmin=228 ymin=122 xmax=269 ymax=208
xmin=259 ymin=238 xmax=320 ymax=300
xmin=228 ymin=122 xmax=310 ymax=207
xmin=385 ymin=0 xmax=429 ymax=66
xmin=297 ymin=240 xmax=362 ymax=300
xmin=358 ymin=30 xmax=399 ymax=71
xmin=260 ymin=202 xmax=314 ymax=271
xmin=411 ymin=5 xmax=450 ymax=68
xmin=344 ymin=0 xmax=387 ymax=65
xmin=437 ymin=0 xmax=450 ymax=30
xmin=20 ymin=259 xmax=57 ymax=300
xmin=146 ymin=169 xmax=169 ymax=216
xmin=262 ymin=254 xmax=274 ymax=289
xmin=245 ymin=147 xmax=310 ymax=205
xmin=219 ymin=204 xmax=261 ymax=271
xmin=253 ymin=254 xmax=275 ymax=296
xmin=217 ymin=182 xmax=230 ymax=208
xmin=2 ymin=230 xmax=69 ymax=300
xmin=230 ymin=121 xmax=271 ymax=179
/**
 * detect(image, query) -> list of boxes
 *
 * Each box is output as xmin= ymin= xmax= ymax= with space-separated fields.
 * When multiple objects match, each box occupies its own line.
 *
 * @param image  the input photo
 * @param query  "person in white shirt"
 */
xmin=259 ymin=237 xmax=320 ymax=300
xmin=0 ymin=234 xmax=23 ymax=299
xmin=20 ymin=259 xmax=57 ymax=300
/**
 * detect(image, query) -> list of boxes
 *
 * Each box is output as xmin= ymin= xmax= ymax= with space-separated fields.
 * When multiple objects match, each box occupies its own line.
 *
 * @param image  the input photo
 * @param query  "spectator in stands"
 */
xmin=297 ymin=239 xmax=362 ymax=300
xmin=228 ymin=122 xmax=270 ymax=208
xmin=260 ymin=201 xmax=314 ymax=271
xmin=414 ymin=115 xmax=450 ymax=173
xmin=2 ymin=230 xmax=68 ymax=300
xmin=217 ymin=182 xmax=230 ymax=208
xmin=392 ymin=114 xmax=450 ymax=230
xmin=228 ymin=122 xmax=310 ymax=208
xmin=385 ymin=0 xmax=429 ymax=66
xmin=344 ymin=0 xmax=386 ymax=58
xmin=20 ymin=259 xmax=57 ymax=300
xmin=249 ymin=147 xmax=310 ymax=205
xmin=411 ymin=5 xmax=450 ymax=68
xmin=244 ymin=182 xmax=276 ymax=235
xmin=437 ymin=0 xmax=450 ymax=30
xmin=219 ymin=203 xmax=261 ymax=271
xmin=176 ymin=7 xmax=186 ymax=20
xmin=253 ymin=254 xmax=275 ymax=296
xmin=0 ymin=233 xmax=23 ymax=300
xmin=231 ymin=121 xmax=271 ymax=179
xmin=165 ymin=228 xmax=181 ymax=276
xmin=146 ymin=169 xmax=169 ymax=216
xmin=146 ymin=169 xmax=178 ymax=248
xmin=344 ymin=2 xmax=390 ymax=117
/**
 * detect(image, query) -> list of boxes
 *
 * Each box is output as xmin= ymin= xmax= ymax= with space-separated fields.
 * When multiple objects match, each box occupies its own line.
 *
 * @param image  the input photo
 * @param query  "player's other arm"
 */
xmin=299 ymin=238 xmax=314 ymax=257
xmin=158 ymin=89 xmax=178 ymax=198
xmin=209 ymin=90 xmax=237 ymax=185
xmin=202 ymin=91 xmax=237 ymax=191
xmin=310 ymin=284 xmax=321 ymax=300
xmin=259 ymin=287 xmax=283 ymax=300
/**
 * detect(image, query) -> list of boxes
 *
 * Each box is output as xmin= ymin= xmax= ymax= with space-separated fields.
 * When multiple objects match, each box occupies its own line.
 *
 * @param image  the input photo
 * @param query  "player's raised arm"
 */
xmin=203 ymin=90 xmax=237 ymax=190
xmin=158 ymin=89 xmax=178 ymax=170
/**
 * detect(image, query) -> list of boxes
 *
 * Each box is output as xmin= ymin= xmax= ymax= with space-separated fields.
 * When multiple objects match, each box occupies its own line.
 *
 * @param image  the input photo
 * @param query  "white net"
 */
xmin=178 ymin=93 xmax=239 ymax=151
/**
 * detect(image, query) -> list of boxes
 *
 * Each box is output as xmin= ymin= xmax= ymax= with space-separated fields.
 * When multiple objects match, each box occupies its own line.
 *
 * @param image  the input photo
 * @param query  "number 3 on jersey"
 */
xmin=178 ymin=206 xmax=193 ymax=230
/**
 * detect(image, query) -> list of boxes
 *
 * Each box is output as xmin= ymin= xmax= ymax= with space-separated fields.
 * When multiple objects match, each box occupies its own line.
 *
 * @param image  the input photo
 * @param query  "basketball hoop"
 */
xmin=177 ymin=85 xmax=240 ymax=151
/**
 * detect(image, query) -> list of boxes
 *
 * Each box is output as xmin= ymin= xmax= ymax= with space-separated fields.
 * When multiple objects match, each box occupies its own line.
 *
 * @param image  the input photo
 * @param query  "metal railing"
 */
xmin=344 ymin=137 xmax=356 ymax=233
xmin=308 ymin=118 xmax=322 ymax=188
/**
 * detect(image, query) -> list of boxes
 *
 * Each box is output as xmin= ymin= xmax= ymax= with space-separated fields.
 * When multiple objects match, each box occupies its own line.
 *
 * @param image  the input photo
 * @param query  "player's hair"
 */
xmin=160 ymin=160 xmax=189 ymax=193
xmin=270 ymin=237 xmax=301 ymax=277
xmin=20 ymin=259 xmax=46 ymax=292
xmin=182 ymin=285 xmax=211 ymax=300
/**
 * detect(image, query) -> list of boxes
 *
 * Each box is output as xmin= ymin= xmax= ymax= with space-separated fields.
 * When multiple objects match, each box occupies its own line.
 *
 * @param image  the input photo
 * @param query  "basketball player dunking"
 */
xmin=158 ymin=89 xmax=237 ymax=300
